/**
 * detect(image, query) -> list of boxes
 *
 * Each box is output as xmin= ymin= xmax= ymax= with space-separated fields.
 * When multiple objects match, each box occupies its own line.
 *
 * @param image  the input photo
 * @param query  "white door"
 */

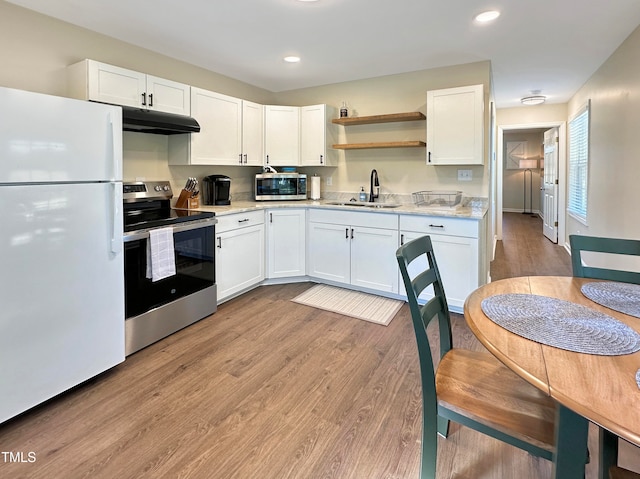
xmin=190 ymin=87 xmax=243 ymax=165
xmin=146 ymin=76 xmax=190 ymax=115
xmin=265 ymin=105 xmax=300 ymax=166
xmin=267 ymin=209 xmax=306 ymax=278
xmin=242 ymin=100 xmax=264 ymax=166
xmin=216 ymin=224 xmax=265 ymax=301
xmin=307 ymin=222 xmax=350 ymax=283
xmin=350 ymin=226 xmax=399 ymax=293
xmin=300 ymin=104 xmax=326 ymax=166
xmin=542 ymin=127 xmax=559 ymax=243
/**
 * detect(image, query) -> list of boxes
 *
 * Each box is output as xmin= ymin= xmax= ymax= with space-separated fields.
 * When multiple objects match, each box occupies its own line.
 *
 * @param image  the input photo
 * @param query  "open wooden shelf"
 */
xmin=331 ymin=111 xmax=425 ymax=126
xmin=333 ymin=141 xmax=426 ymax=150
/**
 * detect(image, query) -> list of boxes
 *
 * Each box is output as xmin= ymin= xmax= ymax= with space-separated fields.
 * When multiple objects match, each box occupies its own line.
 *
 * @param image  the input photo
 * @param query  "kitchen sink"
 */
xmin=324 ymin=201 xmax=402 ymax=209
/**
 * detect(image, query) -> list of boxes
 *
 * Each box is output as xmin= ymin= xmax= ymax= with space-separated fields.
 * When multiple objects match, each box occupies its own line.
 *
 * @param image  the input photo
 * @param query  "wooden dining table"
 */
xmin=464 ymin=276 xmax=640 ymax=479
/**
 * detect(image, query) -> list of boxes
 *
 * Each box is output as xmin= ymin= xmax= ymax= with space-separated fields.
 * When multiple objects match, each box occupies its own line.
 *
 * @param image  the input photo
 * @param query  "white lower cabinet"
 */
xmin=267 ymin=209 xmax=306 ymax=279
xmin=399 ymin=215 xmax=483 ymax=310
xmin=216 ymin=211 xmax=265 ymax=303
xmin=308 ymin=209 xmax=399 ymax=293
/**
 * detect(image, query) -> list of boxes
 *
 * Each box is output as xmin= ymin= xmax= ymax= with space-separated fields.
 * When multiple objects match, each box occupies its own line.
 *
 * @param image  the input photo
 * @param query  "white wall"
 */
xmin=275 ymin=64 xmax=492 ymax=199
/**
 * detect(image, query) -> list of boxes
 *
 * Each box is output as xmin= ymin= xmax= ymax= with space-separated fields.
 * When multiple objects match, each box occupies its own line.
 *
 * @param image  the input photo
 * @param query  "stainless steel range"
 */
xmin=122 ymin=180 xmax=217 ymax=355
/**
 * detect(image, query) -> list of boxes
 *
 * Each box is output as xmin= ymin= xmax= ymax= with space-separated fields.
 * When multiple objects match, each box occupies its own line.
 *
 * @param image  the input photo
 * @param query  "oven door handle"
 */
xmin=123 ymin=218 xmax=217 ymax=243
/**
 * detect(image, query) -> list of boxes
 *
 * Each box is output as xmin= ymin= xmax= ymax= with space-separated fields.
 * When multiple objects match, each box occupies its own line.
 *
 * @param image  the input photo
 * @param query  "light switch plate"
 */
xmin=458 ymin=169 xmax=472 ymax=181
xmin=326 ymin=176 xmax=332 ymax=186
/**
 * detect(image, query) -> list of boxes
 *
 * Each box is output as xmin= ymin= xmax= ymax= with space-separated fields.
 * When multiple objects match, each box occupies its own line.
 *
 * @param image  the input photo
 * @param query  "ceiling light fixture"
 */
xmin=521 ymin=95 xmax=546 ymax=105
xmin=475 ymin=10 xmax=500 ymax=22
xmin=283 ymin=56 xmax=301 ymax=63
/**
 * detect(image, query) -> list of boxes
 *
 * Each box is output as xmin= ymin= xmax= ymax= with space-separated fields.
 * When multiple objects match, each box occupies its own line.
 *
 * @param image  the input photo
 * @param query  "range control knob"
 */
xmin=163 ymin=185 xmax=170 ymax=191
xmin=154 ymin=185 xmax=162 ymax=192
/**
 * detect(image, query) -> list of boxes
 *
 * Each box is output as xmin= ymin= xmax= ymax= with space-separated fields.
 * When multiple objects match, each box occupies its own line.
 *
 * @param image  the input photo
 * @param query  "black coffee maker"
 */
xmin=203 ymin=175 xmax=231 ymax=205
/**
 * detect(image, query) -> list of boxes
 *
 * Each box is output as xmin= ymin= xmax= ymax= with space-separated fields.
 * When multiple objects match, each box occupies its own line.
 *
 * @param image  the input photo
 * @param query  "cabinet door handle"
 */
xmin=428 ymin=151 xmax=431 ymax=163
xmin=320 ymin=154 xmax=324 ymax=164
xmin=266 ymin=154 xmax=269 ymax=164
xmin=243 ymin=154 xmax=248 ymax=164
xmin=239 ymin=153 xmax=243 ymax=164
xmin=401 ymin=234 xmax=404 ymax=245
xmin=428 ymin=224 xmax=444 ymax=229
xmin=345 ymin=227 xmax=349 ymax=239
xmin=217 ymin=236 xmax=222 ymax=248
xmin=270 ymin=213 xmax=273 ymax=223
xmin=148 ymin=93 xmax=153 ymax=107
xmin=141 ymin=92 xmax=147 ymax=106
xmin=350 ymin=228 xmax=354 ymax=239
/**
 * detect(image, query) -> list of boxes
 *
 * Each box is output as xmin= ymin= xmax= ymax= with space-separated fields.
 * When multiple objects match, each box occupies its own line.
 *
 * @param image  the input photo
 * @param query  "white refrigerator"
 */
xmin=0 ymin=86 xmax=125 ymax=423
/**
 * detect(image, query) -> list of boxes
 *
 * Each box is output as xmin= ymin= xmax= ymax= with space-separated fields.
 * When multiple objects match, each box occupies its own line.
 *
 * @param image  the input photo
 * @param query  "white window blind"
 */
xmin=568 ymin=101 xmax=590 ymax=223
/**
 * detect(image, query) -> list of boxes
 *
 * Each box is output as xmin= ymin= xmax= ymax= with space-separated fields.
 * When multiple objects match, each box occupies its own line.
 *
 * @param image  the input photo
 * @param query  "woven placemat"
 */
xmin=481 ymin=294 xmax=640 ymax=356
xmin=581 ymin=282 xmax=640 ymax=319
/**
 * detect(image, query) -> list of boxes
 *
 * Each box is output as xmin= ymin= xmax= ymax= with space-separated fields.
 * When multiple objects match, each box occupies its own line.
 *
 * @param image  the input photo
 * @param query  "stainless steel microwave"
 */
xmin=255 ymin=173 xmax=307 ymax=201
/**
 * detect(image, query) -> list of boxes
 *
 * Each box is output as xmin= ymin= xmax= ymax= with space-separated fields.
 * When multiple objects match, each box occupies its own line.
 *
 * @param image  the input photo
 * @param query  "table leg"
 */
xmin=553 ymin=404 xmax=589 ymax=479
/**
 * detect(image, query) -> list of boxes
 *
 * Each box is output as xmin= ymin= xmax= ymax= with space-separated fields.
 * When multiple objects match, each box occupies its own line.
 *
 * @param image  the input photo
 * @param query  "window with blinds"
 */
xmin=568 ymin=100 xmax=590 ymax=224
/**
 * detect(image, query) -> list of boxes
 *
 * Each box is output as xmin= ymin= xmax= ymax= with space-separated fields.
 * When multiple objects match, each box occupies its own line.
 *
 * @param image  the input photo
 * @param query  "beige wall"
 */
xmin=566 ymin=23 xmax=640 ymax=246
xmin=275 ymin=63 xmax=492 ymax=199
xmin=0 ymin=1 xmax=491 ymax=200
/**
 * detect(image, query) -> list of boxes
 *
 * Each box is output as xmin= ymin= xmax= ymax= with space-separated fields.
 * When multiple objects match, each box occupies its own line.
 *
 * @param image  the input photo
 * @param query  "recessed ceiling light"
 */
xmin=284 ymin=56 xmax=301 ymax=63
xmin=475 ymin=10 xmax=500 ymax=22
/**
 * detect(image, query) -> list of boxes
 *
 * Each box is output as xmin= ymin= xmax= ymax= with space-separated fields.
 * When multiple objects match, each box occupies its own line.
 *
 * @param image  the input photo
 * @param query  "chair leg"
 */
xmin=420 ymin=412 xmax=438 ymax=479
xmin=598 ymin=428 xmax=619 ymax=479
xmin=437 ymin=415 xmax=450 ymax=438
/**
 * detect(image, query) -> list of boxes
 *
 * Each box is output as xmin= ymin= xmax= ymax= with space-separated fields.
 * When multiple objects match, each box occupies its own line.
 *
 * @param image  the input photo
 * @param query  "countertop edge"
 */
xmin=178 ymin=200 xmax=488 ymax=220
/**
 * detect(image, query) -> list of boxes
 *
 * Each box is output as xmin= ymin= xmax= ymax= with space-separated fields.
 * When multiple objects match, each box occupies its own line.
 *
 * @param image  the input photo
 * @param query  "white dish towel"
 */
xmin=146 ymin=227 xmax=176 ymax=282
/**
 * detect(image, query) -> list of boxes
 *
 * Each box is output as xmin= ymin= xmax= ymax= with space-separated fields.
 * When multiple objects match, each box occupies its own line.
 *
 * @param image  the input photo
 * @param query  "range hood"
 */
xmin=121 ymin=106 xmax=200 ymax=135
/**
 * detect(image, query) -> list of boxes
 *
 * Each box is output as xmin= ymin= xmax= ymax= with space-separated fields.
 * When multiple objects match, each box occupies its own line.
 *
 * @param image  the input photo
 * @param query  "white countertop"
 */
xmin=181 ymin=198 xmax=488 ymax=220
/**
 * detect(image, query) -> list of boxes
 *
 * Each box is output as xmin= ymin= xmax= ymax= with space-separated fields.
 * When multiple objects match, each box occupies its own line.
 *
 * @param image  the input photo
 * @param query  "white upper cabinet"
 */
xmin=264 ymin=105 xmax=300 ymax=166
xmin=191 ymin=88 xmax=242 ymax=165
xmin=300 ymin=104 xmax=338 ymax=167
xmin=67 ymin=59 xmax=190 ymax=116
xmin=169 ymin=89 xmax=265 ymax=166
xmin=242 ymin=100 xmax=264 ymax=166
xmin=426 ymin=84 xmax=484 ymax=165
xmin=169 ymin=87 xmax=243 ymax=166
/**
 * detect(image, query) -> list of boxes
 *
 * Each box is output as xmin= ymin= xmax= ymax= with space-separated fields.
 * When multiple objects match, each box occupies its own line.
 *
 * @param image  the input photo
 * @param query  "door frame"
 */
xmin=496 ymin=122 xmax=567 ymax=247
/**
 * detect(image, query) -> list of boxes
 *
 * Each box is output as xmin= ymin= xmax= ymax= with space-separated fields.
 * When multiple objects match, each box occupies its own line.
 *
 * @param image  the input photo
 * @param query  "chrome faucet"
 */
xmin=369 ymin=169 xmax=379 ymax=202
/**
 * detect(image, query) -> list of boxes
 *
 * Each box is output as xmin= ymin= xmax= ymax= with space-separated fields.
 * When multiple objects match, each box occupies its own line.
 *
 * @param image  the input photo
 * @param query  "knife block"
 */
xmin=175 ymin=189 xmax=191 ymax=209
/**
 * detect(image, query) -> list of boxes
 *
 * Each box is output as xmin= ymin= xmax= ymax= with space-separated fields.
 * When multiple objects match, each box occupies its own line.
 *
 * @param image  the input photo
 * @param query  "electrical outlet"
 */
xmin=458 ymin=169 xmax=472 ymax=181
xmin=326 ymin=176 xmax=332 ymax=186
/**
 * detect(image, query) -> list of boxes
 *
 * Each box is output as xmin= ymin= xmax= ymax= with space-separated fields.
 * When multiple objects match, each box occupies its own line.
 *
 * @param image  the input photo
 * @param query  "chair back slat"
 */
xmin=570 ymin=235 xmax=640 ymax=284
xmin=396 ymin=236 xmax=453 ymax=360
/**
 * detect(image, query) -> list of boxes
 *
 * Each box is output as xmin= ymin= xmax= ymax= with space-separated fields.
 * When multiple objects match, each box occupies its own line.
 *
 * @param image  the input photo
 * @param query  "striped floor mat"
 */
xmin=292 ymin=284 xmax=404 ymax=326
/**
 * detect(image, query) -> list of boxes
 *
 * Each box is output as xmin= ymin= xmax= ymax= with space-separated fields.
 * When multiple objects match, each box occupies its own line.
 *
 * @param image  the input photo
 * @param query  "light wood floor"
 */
xmin=0 ymin=213 xmax=638 ymax=478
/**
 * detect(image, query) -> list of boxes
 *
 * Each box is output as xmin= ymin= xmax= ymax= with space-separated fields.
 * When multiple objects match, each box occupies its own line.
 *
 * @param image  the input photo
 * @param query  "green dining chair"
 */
xmin=396 ymin=235 xmax=557 ymax=479
xmin=570 ymin=234 xmax=640 ymax=479
xmin=610 ymin=465 xmax=640 ymax=479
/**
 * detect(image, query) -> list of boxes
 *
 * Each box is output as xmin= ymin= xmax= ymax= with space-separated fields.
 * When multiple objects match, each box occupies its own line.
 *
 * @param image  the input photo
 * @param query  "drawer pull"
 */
xmin=429 ymin=224 xmax=445 ymax=228
xmin=238 ymin=218 xmax=250 ymax=223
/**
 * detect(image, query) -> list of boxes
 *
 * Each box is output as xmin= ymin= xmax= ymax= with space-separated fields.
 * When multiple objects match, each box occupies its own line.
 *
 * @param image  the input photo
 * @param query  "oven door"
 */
xmin=123 ymin=220 xmax=215 ymax=319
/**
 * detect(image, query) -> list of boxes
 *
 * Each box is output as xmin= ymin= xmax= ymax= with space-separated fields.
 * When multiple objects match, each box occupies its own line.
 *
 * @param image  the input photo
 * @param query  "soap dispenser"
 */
xmin=359 ymin=186 xmax=366 ymax=202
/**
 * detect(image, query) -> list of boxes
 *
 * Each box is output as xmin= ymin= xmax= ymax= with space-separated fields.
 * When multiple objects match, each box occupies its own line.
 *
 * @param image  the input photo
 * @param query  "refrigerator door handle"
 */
xmin=111 ymin=182 xmax=123 ymax=255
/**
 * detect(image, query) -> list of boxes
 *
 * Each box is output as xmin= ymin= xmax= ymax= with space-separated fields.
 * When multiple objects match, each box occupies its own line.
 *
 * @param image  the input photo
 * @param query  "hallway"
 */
xmin=491 ymin=212 xmax=572 ymax=281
